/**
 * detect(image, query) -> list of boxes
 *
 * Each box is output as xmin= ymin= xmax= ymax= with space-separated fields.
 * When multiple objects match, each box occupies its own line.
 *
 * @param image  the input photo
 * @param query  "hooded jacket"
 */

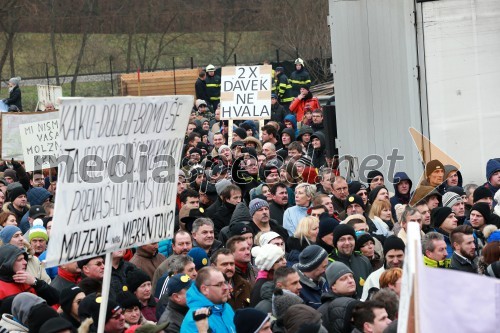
xmin=308 ymin=132 xmax=327 ymax=168
xmin=293 ymin=266 xmax=329 ymax=309
xmin=318 ymin=293 xmax=360 ymax=333
xmin=484 ymin=158 xmax=500 ymax=196
xmin=390 ymin=172 xmax=413 ymax=220
xmin=255 ymin=281 xmax=274 ymax=314
xmin=180 ymin=284 xmax=236 ymax=333
xmin=438 ymin=165 xmax=463 ymax=194
xmin=213 ymin=201 xmax=238 ymax=238
xmin=0 ymin=313 xmax=29 ymax=332
xmin=283 ymin=114 xmax=298 ymax=136
xmin=0 ymin=245 xmax=58 ymax=304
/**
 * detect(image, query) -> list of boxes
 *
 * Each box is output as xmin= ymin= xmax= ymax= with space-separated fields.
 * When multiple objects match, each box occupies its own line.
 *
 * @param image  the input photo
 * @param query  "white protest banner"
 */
xmin=46 ymin=95 xmax=192 ymax=267
xmin=220 ymin=65 xmax=272 ymax=120
xmin=1 ymin=111 xmax=59 ymax=160
xmin=37 ymin=84 xmax=63 ymax=111
xmin=19 ymin=119 xmax=59 ymax=171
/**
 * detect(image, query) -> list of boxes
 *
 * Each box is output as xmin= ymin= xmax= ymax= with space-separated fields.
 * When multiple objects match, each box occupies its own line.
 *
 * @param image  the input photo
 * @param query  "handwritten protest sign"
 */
xmin=1 ymin=111 xmax=59 ymax=160
xmin=19 ymin=119 xmax=59 ymax=171
xmin=46 ymin=95 xmax=192 ymax=267
xmin=220 ymin=65 xmax=272 ymax=120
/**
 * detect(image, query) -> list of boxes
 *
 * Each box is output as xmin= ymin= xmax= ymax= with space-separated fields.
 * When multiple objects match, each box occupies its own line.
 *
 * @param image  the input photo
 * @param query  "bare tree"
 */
xmin=0 ymin=0 xmax=22 ymax=79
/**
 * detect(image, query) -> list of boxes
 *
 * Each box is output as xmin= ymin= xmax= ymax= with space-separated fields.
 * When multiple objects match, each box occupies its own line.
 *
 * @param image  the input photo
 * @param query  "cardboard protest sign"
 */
xmin=220 ymin=65 xmax=272 ymax=120
xmin=46 ymin=95 xmax=192 ymax=267
xmin=19 ymin=119 xmax=59 ymax=171
xmin=37 ymin=84 xmax=63 ymax=111
xmin=1 ymin=111 xmax=59 ymax=160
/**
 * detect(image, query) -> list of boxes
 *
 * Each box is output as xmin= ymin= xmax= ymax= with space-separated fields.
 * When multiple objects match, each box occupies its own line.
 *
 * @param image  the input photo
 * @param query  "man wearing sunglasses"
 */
xmin=78 ymin=256 xmax=105 ymax=281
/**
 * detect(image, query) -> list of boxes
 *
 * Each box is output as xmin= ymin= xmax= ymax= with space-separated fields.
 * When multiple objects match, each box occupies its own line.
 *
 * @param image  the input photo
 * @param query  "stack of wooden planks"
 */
xmin=119 ymin=69 xmax=200 ymax=97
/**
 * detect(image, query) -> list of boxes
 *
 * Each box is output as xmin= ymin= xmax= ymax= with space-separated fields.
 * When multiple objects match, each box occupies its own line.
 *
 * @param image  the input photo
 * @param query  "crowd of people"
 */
xmin=0 ymin=61 xmax=498 ymax=333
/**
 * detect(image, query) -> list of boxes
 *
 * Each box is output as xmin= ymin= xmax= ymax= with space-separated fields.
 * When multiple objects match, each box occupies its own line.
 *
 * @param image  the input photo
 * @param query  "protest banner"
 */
xmin=1 ymin=111 xmax=59 ymax=160
xmin=398 ymin=223 xmax=499 ymax=332
xmin=220 ymin=65 xmax=272 ymax=120
xmin=36 ymin=84 xmax=63 ymax=111
xmin=19 ymin=119 xmax=59 ymax=171
xmin=45 ymin=95 xmax=192 ymax=268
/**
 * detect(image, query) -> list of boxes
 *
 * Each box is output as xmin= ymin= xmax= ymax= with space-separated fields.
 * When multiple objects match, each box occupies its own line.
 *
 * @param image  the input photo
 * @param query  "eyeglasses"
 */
xmin=89 ymin=261 xmax=105 ymax=267
xmin=206 ymin=281 xmax=230 ymax=288
xmin=358 ymin=191 xmax=368 ymax=196
xmin=110 ymin=311 xmax=124 ymax=320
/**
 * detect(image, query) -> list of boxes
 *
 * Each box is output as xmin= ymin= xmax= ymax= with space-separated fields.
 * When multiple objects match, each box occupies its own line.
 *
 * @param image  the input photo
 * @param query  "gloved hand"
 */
xmin=11 ymin=158 xmax=22 ymax=170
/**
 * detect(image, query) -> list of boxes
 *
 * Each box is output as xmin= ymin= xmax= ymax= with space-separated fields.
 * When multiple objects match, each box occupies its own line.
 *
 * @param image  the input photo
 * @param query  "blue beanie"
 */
xmin=188 ymin=247 xmax=209 ymax=271
xmin=0 ymin=225 xmax=22 ymax=244
xmin=249 ymin=198 xmax=269 ymax=217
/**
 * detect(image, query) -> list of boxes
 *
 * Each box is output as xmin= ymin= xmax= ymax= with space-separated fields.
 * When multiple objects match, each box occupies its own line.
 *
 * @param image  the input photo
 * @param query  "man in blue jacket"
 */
xmin=181 ymin=266 xmax=235 ymax=333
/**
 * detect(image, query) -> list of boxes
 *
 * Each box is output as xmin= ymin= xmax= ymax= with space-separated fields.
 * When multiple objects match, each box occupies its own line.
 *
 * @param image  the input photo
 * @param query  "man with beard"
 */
xmin=192 ymin=218 xmax=223 ymax=258
xmin=432 ymin=207 xmax=458 ymax=258
xmin=211 ymin=248 xmax=251 ymax=310
xmin=248 ymin=198 xmax=289 ymax=242
xmin=226 ymin=235 xmax=258 ymax=287
xmin=269 ymin=182 xmax=290 ymax=226
xmin=450 ymin=225 xmax=477 ymax=273
xmin=361 ymin=236 xmax=405 ymax=301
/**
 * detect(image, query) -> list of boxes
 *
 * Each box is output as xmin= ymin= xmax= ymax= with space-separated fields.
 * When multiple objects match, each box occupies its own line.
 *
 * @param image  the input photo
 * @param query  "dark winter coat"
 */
xmin=290 ymin=68 xmax=311 ymax=97
xmin=269 ymin=201 xmax=289 ymax=227
xmin=390 ymin=172 xmax=413 ymax=221
xmin=450 ymin=252 xmax=478 ymax=274
xmin=158 ymin=298 xmax=189 ymax=333
xmin=5 ymin=85 xmax=22 ymax=110
xmin=195 ymin=77 xmax=209 ymax=102
xmin=318 ymin=293 xmax=360 ymax=333
xmin=328 ymin=250 xmax=372 ymax=297
xmin=213 ymin=202 xmax=237 ymax=238
xmin=294 ymin=264 xmax=329 ymax=309
xmin=111 ymin=259 xmax=137 ymax=295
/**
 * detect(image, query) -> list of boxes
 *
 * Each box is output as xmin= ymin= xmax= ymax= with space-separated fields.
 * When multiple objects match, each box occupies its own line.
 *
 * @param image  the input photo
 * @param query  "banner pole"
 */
xmin=97 ymin=252 xmax=113 ymax=333
xmin=259 ymin=119 xmax=264 ymax=141
xmin=228 ymin=119 xmax=233 ymax=147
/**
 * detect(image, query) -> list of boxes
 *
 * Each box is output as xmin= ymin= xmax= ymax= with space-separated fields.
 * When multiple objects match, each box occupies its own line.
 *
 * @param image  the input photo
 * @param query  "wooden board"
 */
xmin=119 ymin=69 xmax=199 ymax=97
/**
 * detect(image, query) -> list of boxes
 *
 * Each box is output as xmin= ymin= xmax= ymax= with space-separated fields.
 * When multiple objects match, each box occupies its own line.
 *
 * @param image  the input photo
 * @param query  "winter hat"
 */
xmin=485 ymin=261 xmax=500 ymax=278
xmin=383 ymin=235 xmax=406 ymax=257
xmin=325 ymin=261 xmax=353 ymax=287
xmin=90 ymin=295 xmax=121 ymax=326
xmin=60 ymin=286 xmax=84 ymax=316
xmin=342 ymin=214 xmax=366 ymax=225
xmin=218 ymin=144 xmax=231 ymax=155
xmin=28 ymin=219 xmax=48 ymax=242
xmin=486 ymin=158 xmax=500 ymax=182
xmin=344 ymin=194 xmax=365 ymax=211
xmin=431 ymin=207 xmax=453 ymax=229
xmin=425 ymin=160 xmax=445 ymax=178
xmin=39 ymin=317 xmax=74 ymax=333
xmin=27 ymin=303 xmax=59 ymax=333
xmin=446 ymin=186 xmax=465 ymax=197
xmin=473 ymin=186 xmax=493 ymax=203
xmin=189 ymin=147 xmax=203 ymax=156
xmin=259 ymin=231 xmax=281 ymax=246
xmin=215 ymin=179 xmax=232 ymax=196
xmin=368 ymin=185 xmax=388 ymax=204
xmin=78 ymin=293 xmax=96 ymax=321
xmin=0 ymin=225 xmax=21 ymax=244
xmin=252 ymin=244 xmax=285 ymax=271
xmin=367 ymin=170 xmax=384 ymax=186
xmin=272 ymin=288 xmax=304 ymax=320
xmin=188 ymin=247 xmax=209 ymax=270
xmin=233 ymin=127 xmax=248 ymax=140
xmin=296 ymin=245 xmax=328 ymax=272
xmin=8 ymin=77 xmax=20 ymax=86
xmin=29 ymin=205 xmax=46 ymax=219
xmin=283 ymin=304 xmax=323 ymax=333
xmin=333 ymin=224 xmax=356 ymax=248
xmin=167 ymin=273 xmax=192 ymax=296
xmin=3 ymin=169 xmax=17 ymax=181
xmin=442 ymin=192 xmax=462 ymax=208
xmin=487 ymin=230 xmax=500 ymax=243
xmin=297 ymin=155 xmax=313 ymax=167
xmin=26 ymin=187 xmax=52 ymax=206
xmin=234 ymin=308 xmax=270 ymax=333
xmin=470 ymin=202 xmax=491 ymax=223
xmin=126 ymin=269 xmax=151 ymax=293
xmin=181 ymin=207 xmax=206 ymax=232
xmin=355 ymin=233 xmax=375 ymax=252
xmin=195 ymin=99 xmax=207 ymax=108
xmin=8 ymin=186 xmax=26 ymax=203
xmin=228 ymin=222 xmax=252 ymax=238
xmin=116 ymin=291 xmax=141 ymax=309
xmin=317 ymin=212 xmax=340 ymax=239
xmin=77 ymin=255 xmax=104 ymax=270
xmin=12 ymin=292 xmax=46 ymax=325
xmin=249 ymin=198 xmax=269 ymax=217
xmin=348 ymin=181 xmax=367 ymax=195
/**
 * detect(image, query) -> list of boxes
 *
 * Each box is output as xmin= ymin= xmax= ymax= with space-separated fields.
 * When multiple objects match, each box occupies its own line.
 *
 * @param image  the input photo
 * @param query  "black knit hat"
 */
xmin=333 ymin=224 xmax=356 ymax=249
xmin=116 ymin=291 xmax=141 ymax=309
xmin=344 ymin=194 xmax=365 ymax=211
xmin=446 ymin=186 xmax=465 ymax=197
xmin=233 ymin=127 xmax=248 ymax=140
xmin=368 ymin=185 xmax=388 ymax=204
xmin=473 ymin=186 xmax=493 ymax=203
xmin=431 ymin=207 xmax=453 ymax=229
xmin=234 ymin=308 xmax=270 ymax=333
xmin=348 ymin=181 xmax=367 ymax=195
xmin=367 ymin=170 xmax=384 ymax=186
xmin=126 ymin=269 xmax=151 ymax=293
xmin=383 ymin=235 xmax=405 ymax=257
xmin=39 ymin=317 xmax=73 ymax=333
xmin=296 ymin=245 xmax=328 ymax=272
xmin=60 ymin=285 xmax=84 ymax=316
xmin=27 ymin=303 xmax=59 ymax=333
xmin=229 ymin=222 xmax=253 ymax=238
xmin=470 ymin=202 xmax=491 ymax=224
xmin=8 ymin=186 xmax=26 ymax=203
xmin=355 ymin=233 xmax=375 ymax=252
xmin=317 ymin=212 xmax=339 ymax=239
